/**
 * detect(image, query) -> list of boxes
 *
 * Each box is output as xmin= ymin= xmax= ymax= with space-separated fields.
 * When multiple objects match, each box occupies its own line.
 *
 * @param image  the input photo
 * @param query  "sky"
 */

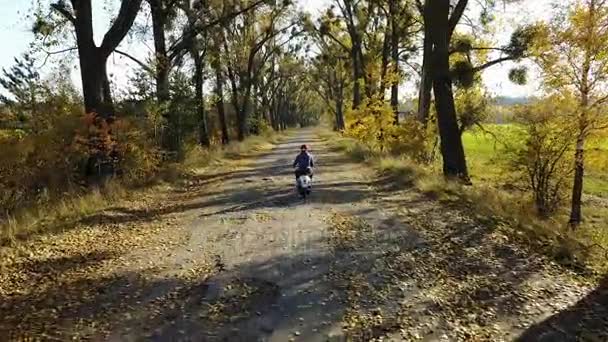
xmin=0 ymin=0 xmax=555 ymax=100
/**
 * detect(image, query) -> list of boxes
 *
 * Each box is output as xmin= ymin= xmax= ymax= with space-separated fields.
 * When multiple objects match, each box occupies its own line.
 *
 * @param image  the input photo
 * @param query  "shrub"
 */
xmin=345 ymin=98 xmax=396 ymax=152
xmin=389 ymin=117 xmax=435 ymax=163
xmin=506 ymin=98 xmax=577 ymax=217
xmin=0 ymin=110 xmax=163 ymax=218
xmin=0 ymin=110 xmax=84 ymax=214
xmin=111 ymin=116 xmax=163 ymax=184
xmin=344 ymin=99 xmax=436 ymax=163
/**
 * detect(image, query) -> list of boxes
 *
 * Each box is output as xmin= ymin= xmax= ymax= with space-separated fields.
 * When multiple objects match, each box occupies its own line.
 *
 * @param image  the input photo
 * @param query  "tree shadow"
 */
xmin=0 ymin=236 xmax=352 ymax=341
xmin=3 ymin=194 xmax=593 ymax=341
xmin=516 ymin=274 xmax=608 ymax=342
xmin=319 ymin=187 xmax=573 ymax=340
xmin=17 ymin=250 xmax=118 ymax=276
xmin=69 ymin=159 xmax=390 ymax=230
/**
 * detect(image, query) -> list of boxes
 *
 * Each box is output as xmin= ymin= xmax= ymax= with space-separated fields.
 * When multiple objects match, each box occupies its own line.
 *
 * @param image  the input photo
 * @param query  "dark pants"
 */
xmin=295 ymin=168 xmax=313 ymax=180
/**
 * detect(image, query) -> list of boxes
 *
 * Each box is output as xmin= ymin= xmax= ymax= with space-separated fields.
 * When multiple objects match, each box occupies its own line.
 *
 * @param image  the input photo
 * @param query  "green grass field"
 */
xmin=462 ymin=125 xmax=608 ymax=198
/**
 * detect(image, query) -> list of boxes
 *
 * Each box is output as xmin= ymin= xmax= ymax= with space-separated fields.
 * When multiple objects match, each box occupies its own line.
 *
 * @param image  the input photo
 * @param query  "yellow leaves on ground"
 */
xmin=325 ymin=211 xmax=371 ymax=251
xmin=0 ymin=186 xmax=206 ymax=338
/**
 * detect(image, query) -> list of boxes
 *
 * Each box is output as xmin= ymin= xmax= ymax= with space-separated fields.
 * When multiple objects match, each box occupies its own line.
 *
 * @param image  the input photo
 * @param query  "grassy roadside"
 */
xmin=318 ymin=128 xmax=608 ymax=276
xmin=0 ymin=131 xmax=289 ymax=246
xmin=462 ymin=126 xmax=608 ymax=197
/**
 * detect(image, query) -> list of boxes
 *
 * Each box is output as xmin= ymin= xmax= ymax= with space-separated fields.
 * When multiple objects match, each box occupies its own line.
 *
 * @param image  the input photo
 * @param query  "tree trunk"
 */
xmin=59 ymin=0 xmax=142 ymax=119
xmin=570 ymin=92 xmax=589 ymax=227
xmin=351 ymin=47 xmax=362 ymax=108
xmin=101 ymin=67 xmax=114 ymax=115
xmin=269 ymin=96 xmax=277 ymax=131
xmin=70 ymin=0 xmax=114 ymax=119
xmin=150 ymin=0 xmax=177 ymax=152
xmin=237 ymin=95 xmax=249 ymax=141
xmin=213 ymin=65 xmax=229 ymax=145
xmin=194 ymin=55 xmax=210 ymax=147
xmin=272 ymin=96 xmax=281 ymax=131
xmin=569 ymin=133 xmax=585 ymax=227
xmin=356 ymin=40 xmax=372 ymax=100
xmin=428 ymin=0 xmax=470 ymax=181
xmin=79 ymin=51 xmax=113 ymax=118
xmin=149 ymin=0 xmax=170 ymax=104
xmin=390 ymin=0 xmax=399 ymax=123
xmin=335 ymin=98 xmax=345 ymax=130
xmin=380 ymin=28 xmax=390 ymax=97
xmin=417 ymin=20 xmax=433 ymax=126
xmin=569 ymin=0 xmax=595 ymax=228
xmin=236 ymin=69 xmax=256 ymax=140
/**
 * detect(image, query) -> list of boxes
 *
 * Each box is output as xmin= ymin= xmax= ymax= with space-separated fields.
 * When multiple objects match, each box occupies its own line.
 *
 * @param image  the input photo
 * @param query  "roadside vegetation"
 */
xmin=322 ymin=122 xmax=608 ymax=275
xmin=0 ymin=1 xmax=317 ymax=245
xmin=309 ymin=0 xmax=608 ymax=277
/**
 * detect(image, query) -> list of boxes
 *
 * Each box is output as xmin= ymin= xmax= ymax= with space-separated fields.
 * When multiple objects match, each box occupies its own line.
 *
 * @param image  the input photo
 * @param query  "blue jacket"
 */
xmin=293 ymin=152 xmax=314 ymax=170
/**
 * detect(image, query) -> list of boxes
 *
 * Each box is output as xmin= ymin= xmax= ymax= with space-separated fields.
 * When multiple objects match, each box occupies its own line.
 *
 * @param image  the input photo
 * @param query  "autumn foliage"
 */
xmin=344 ymin=98 xmax=433 ymax=163
xmin=0 ymin=109 xmax=161 ymax=217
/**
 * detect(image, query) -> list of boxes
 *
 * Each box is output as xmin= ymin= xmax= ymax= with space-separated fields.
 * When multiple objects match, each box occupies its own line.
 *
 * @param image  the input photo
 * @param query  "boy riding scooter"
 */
xmin=293 ymin=144 xmax=314 ymax=180
xmin=293 ymin=145 xmax=314 ymax=198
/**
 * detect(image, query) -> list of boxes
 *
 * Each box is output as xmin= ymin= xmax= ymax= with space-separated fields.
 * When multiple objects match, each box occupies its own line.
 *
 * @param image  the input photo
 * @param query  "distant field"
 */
xmin=462 ymin=124 xmax=608 ymax=198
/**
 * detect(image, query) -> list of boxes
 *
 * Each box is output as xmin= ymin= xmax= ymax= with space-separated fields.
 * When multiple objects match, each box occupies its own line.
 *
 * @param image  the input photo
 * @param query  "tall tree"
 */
xmin=335 ymin=0 xmax=367 ymax=107
xmin=426 ymin=0 xmax=469 ymax=179
xmin=533 ymin=0 xmax=608 ymax=227
xmin=416 ymin=0 xmax=433 ymax=125
xmin=419 ymin=0 xmax=530 ymax=180
xmin=182 ymin=1 xmax=210 ymax=147
xmin=210 ymin=31 xmax=230 ymax=145
xmin=49 ymin=0 xmax=143 ymax=119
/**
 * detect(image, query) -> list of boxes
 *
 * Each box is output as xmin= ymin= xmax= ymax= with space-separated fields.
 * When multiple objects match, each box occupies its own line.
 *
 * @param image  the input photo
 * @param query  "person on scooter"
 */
xmin=293 ymin=144 xmax=314 ymax=180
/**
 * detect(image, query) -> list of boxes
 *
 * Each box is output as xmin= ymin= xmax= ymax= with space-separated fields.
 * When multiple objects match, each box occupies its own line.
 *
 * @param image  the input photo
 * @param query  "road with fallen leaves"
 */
xmin=1 ymin=129 xmax=606 ymax=341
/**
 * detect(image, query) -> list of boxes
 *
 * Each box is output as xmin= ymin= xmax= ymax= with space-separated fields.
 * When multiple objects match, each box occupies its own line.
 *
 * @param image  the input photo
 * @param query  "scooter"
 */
xmin=295 ymin=168 xmax=313 ymax=199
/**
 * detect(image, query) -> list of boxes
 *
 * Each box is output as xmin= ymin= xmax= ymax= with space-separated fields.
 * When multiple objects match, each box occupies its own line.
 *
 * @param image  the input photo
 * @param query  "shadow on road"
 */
xmin=3 ymin=131 xmax=602 ymax=341
xmin=516 ymin=274 xmax=608 ymax=341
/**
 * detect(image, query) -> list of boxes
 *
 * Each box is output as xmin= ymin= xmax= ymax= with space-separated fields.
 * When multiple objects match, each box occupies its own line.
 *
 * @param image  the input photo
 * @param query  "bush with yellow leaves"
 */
xmin=344 ymin=98 xmax=433 ymax=162
xmin=345 ymin=98 xmax=397 ymax=152
xmin=0 ymin=110 xmax=162 ymax=218
xmin=0 ymin=111 xmax=84 ymax=214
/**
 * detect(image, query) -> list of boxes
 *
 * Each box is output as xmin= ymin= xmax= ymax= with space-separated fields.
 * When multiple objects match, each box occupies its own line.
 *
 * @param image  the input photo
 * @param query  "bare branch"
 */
xmin=100 ymin=0 xmax=144 ymax=55
xmin=38 ymin=47 xmax=77 ymax=68
xmin=114 ymin=49 xmax=154 ymax=73
xmin=43 ymin=47 xmax=78 ymax=55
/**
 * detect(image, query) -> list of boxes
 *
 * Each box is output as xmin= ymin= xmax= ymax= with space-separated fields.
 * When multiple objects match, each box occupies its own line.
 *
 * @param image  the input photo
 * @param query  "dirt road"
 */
xmin=1 ymin=129 xmax=605 ymax=341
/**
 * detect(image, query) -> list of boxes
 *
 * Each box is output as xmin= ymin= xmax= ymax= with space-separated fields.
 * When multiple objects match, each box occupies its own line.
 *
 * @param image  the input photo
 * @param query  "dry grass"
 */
xmin=1 ymin=182 xmax=132 ymax=245
xmin=0 ymin=131 xmax=288 ymax=246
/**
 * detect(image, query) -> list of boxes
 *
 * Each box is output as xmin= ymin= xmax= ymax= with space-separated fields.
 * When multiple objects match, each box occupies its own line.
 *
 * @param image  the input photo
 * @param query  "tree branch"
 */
xmin=471 ymin=55 xmax=520 ymax=74
xmin=168 ymin=0 xmax=267 ymax=58
xmin=38 ymin=47 xmax=78 ymax=68
xmin=100 ymin=0 xmax=144 ymax=55
xmin=448 ymin=0 xmax=468 ymax=40
xmin=114 ymin=49 xmax=153 ymax=73
xmin=51 ymin=2 xmax=76 ymax=24
xmin=44 ymin=47 xmax=78 ymax=55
